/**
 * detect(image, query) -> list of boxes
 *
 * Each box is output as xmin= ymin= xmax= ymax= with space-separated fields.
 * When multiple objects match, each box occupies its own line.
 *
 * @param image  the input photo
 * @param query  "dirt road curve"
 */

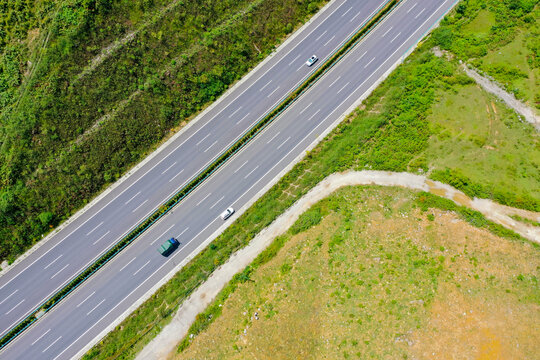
xmin=137 ymin=170 xmax=539 ymax=360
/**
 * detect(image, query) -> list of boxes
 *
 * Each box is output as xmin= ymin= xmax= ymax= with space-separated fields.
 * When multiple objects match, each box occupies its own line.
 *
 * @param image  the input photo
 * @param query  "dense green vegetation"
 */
xmin=0 ymin=0 xmax=327 ymax=262
xmin=85 ymin=2 xmax=539 ymax=358
xmin=432 ymin=0 xmax=539 ymax=107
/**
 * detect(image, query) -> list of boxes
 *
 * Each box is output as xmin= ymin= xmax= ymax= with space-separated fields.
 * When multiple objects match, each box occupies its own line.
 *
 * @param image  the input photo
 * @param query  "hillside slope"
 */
xmin=0 ymin=0 xmax=327 ymax=262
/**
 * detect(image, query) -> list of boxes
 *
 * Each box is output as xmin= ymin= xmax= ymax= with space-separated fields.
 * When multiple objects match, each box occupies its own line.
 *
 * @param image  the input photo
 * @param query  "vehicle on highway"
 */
xmin=306 ymin=55 xmax=318 ymax=66
xmin=220 ymin=207 xmax=235 ymax=220
xmin=158 ymin=237 xmax=180 ymax=256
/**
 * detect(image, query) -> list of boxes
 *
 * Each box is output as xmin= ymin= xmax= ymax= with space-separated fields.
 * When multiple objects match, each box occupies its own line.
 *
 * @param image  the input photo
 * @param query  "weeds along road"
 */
xmin=0 ymin=0 xmax=385 ymax=339
xmin=0 ymin=0 xmax=459 ymax=358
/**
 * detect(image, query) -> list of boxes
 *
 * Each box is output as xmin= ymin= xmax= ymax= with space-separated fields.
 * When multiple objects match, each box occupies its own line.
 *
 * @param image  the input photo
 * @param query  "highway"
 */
xmin=0 ymin=0 xmax=386 ymax=339
xmin=0 ymin=0 xmax=458 ymax=358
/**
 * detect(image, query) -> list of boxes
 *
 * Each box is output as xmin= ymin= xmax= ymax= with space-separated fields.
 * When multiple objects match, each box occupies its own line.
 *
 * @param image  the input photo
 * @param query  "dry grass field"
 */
xmin=172 ymin=186 xmax=539 ymax=359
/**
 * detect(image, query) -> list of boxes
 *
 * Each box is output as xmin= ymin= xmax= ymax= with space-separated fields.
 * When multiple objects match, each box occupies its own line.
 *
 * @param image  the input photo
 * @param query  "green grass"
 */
xmin=462 ymin=9 xmax=495 ymax=34
xmin=426 ymin=82 xmax=540 ymax=203
xmin=480 ymin=30 xmax=540 ymax=108
xmin=433 ymin=0 xmax=539 ymax=108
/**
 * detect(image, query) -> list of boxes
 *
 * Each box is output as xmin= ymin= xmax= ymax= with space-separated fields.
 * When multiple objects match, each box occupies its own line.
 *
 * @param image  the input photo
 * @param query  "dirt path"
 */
xmin=462 ymin=65 xmax=540 ymax=130
xmin=136 ymin=170 xmax=539 ymax=360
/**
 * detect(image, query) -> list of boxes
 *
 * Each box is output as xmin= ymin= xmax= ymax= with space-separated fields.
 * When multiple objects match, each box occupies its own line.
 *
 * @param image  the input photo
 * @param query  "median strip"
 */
xmin=0 ymin=0 xmax=400 ymax=350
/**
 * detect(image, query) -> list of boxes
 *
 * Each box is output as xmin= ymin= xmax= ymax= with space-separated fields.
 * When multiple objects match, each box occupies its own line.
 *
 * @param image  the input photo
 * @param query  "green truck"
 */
xmin=158 ymin=237 xmax=180 ymax=256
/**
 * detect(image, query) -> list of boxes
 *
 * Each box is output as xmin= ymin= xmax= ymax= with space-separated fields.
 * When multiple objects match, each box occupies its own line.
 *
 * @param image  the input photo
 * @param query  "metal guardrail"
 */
xmin=0 ymin=0 xmax=399 ymax=350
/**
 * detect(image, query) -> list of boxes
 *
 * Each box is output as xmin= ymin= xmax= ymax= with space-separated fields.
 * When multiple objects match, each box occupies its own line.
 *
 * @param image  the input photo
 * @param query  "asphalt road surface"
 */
xmin=0 ymin=0 xmax=386 ymax=338
xmin=0 ymin=0 xmax=457 ymax=358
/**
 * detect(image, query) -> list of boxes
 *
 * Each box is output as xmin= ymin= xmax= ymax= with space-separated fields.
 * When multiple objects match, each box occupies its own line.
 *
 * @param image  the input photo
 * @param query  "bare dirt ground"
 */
xmin=136 ymin=170 xmax=539 ymax=360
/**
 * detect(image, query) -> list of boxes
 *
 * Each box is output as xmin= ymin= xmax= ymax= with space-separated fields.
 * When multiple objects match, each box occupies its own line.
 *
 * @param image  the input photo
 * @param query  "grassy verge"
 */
xmin=0 ymin=0 xmax=328 ymax=263
xmin=84 ymin=3 xmax=539 ymax=357
xmin=175 ymin=186 xmax=539 ymax=358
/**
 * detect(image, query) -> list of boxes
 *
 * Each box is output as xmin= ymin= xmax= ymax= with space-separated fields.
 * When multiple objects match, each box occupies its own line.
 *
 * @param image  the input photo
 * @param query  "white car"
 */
xmin=220 ymin=207 xmax=235 ymax=220
xmin=305 ymin=55 xmax=318 ymax=66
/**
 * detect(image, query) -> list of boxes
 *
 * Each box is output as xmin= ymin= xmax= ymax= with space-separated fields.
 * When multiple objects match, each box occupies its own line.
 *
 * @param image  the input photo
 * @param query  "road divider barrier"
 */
xmin=0 ymin=0 xmax=399 ymax=350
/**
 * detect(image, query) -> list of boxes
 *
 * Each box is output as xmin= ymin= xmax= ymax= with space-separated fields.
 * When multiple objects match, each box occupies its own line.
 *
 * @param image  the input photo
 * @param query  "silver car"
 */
xmin=306 ymin=55 xmax=318 ymax=66
xmin=220 ymin=207 xmax=235 ymax=220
